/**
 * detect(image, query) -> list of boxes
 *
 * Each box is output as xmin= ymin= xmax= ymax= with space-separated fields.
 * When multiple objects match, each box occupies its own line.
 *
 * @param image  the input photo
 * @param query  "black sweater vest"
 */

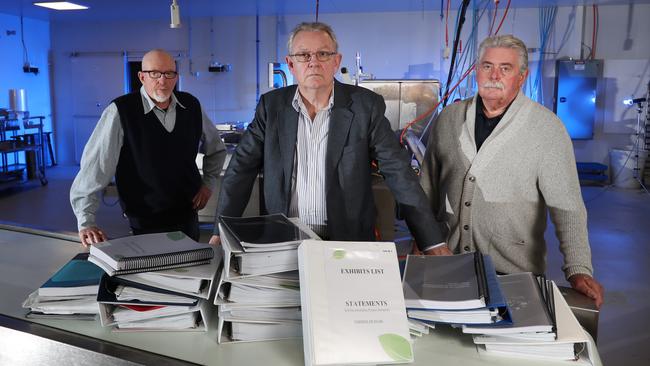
xmin=113 ymin=91 xmax=202 ymax=220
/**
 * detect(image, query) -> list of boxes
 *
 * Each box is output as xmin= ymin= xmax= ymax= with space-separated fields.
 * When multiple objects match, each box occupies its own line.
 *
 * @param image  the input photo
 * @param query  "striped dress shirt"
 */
xmin=288 ymin=88 xmax=334 ymax=238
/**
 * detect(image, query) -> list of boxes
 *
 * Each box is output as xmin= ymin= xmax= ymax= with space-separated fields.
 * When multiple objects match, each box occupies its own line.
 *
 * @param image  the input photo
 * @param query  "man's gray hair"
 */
xmin=477 ymin=35 xmax=528 ymax=74
xmin=287 ymin=22 xmax=339 ymax=53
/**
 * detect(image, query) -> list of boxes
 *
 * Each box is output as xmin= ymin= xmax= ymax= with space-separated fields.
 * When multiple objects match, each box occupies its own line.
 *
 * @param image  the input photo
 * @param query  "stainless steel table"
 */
xmin=0 ymin=227 xmax=602 ymax=366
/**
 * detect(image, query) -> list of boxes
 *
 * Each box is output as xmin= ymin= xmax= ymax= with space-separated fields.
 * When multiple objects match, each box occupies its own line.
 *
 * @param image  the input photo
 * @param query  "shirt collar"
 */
xmin=476 ymin=95 xmax=511 ymax=120
xmin=139 ymin=85 xmax=186 ymax=114
xmin=291 ymin=85 xmax=335 ymax=113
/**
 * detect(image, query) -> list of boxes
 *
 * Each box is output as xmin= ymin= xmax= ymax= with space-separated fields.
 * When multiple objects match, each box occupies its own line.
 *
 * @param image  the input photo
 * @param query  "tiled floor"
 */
xmin=1 ymin=165 xmax=649 ymax=365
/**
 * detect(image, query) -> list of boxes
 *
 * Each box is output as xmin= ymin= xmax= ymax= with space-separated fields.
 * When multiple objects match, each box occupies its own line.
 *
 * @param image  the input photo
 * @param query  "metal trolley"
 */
xmin=0 ymin=114 xmax=48 ymax=186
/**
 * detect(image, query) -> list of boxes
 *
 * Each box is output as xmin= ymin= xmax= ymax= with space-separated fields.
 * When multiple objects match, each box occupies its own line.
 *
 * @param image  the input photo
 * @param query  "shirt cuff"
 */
xmin=421 ymin=241 xmax=447 ymax=252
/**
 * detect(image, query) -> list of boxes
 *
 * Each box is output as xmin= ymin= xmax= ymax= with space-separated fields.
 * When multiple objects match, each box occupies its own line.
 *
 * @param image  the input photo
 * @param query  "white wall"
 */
xmin=0 ymin=13 xmax=52 ymax=164
xmin=48 ymin=4 xmax=650 ymax=169
xmin=50 ymin=16 xmax=278 ymax=164
xmin=573 ymin=4 xmax=650 ymax=164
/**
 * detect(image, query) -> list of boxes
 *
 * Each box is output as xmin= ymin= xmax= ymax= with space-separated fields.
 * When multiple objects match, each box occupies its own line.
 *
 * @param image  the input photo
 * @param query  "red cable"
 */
xmin=493 ymin=0 xmax=511 ymax=35
xmin=590 ymin=5 xmax=598 ymax=59
xmin=445 ymin=0 xmax=451 ymax=46
xmin=399 ymin=64 xmax=476 ymax=144
xmin=594 ymin=5 xmax=600 ymax=58
xmin=400 ymin=0 xmax=511 ymax=143
xmin=489 ymin=0 xmax=500 ymax=35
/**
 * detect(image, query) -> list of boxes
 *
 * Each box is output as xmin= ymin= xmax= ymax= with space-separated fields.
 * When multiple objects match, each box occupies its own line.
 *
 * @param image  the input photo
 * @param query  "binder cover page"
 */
xmin=299 ymin=240 xmax=412 ymax=366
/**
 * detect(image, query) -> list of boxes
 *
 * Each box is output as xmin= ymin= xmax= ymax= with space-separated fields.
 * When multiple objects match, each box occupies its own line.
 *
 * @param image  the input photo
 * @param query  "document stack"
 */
xmin=299 ymin=240 xmax=413 ymax=366
xmin=402 ymin=253 xmax=510 ymax=325
xmin=88 ymin=231 xmax=214 ymax=276
xmin=22 ymin=253 xmax=102 ymax=320
xmin=90 ymin=232 xmax=218 ymax=332
xmin=96 ymin=274 xmax=212 ymax=332
xmin=462 ymin=272 xmax=556 ymax=339
xmin=470 ymin=275 xmax=597 ymax=364
xmin=215 ymin=214 xmax=317 ymax=343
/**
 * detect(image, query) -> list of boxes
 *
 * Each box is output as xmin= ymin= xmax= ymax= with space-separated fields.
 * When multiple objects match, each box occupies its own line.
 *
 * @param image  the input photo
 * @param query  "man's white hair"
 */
xmin=477 ymin=34 xmax=528 ymax=74
xmin=287 ymin=22 xmax=339 ymax=53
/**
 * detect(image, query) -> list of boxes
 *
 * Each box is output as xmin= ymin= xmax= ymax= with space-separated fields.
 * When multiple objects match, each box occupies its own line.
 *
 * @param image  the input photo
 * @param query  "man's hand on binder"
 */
xmin=569 ymin=274 xmax=604 ymax=309
xmin=208 ymin=235 xmax=221 ymax=246
xmin=78 ymin=226 xmax=107 ymax=248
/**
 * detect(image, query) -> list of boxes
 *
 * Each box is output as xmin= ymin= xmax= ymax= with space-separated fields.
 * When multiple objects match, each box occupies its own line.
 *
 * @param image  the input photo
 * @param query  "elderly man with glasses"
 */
xmin=421 ymin=35 xmax=604 ymax=308
xmin=71 ymin=49 xmax=226 ymax=246
xmin=210 ymin=22 xmax=444 ymax=251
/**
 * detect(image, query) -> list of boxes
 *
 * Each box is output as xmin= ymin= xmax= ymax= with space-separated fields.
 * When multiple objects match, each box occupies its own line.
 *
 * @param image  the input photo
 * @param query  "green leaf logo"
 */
xmin=167 ymin=232 xmax=186 ymax=241
xmin=332 ymin=249 xmax=346 ymax=259
xmin=378 ymin=333 xmax=413 ymax=362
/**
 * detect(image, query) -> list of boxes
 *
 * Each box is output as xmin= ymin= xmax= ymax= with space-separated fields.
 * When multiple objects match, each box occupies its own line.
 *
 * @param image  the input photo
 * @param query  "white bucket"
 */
xmin=609 ymin=148 xmax=647 ymax=189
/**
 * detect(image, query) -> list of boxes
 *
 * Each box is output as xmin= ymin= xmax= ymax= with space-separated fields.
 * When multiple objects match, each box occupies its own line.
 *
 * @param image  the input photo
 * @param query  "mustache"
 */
xmin=481 ymin=81 xmax=505 ymax=90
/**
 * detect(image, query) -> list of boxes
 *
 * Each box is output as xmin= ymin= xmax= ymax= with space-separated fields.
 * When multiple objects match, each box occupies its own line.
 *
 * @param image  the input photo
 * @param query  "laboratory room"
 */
xmin=0 ymin=0 xmax=648 ymax=365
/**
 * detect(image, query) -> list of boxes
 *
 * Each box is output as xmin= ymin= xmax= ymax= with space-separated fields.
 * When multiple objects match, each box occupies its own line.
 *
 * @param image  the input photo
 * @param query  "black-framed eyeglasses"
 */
xmin=289 ymin=51 xmax=337 ymax=63
xmin=141 ymin=70 xmax=178 ymax=79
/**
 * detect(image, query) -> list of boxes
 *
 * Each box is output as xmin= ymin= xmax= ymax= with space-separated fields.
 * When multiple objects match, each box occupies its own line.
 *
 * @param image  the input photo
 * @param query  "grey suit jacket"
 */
xmin=215 ymin=80 xmax=443 ymax=249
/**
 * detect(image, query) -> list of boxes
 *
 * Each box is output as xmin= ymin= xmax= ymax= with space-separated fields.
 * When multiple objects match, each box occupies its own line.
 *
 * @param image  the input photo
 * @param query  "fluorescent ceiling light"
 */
xmin=33 ymin=2 xmax=89 ymax=10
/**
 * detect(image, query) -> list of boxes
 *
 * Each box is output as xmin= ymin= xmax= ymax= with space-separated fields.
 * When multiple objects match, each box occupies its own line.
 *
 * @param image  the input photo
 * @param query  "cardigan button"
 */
xmin=464 ymin=246 xmax=470 ymax=252
xmin=463 ymin=225 xmax=469 ymax=230
xmin=468 ymin=176 xmax=475 ymax=182
xmin=464 ymin=201 xmax=471 ymax=207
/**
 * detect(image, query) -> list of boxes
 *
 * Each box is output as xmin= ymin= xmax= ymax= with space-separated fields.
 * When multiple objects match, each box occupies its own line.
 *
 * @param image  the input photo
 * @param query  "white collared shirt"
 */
xmin=287 ymin=88 xmax=334 ymax=238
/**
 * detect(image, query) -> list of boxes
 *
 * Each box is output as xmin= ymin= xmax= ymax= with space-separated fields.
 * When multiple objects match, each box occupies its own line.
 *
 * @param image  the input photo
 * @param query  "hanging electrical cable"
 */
xmin=445 ymin=0 xmax=451 ymax=48
xmin=399 ymin=0 xmax=489 ymax=145
xmin=442 ymin=0 xmax=472 ymax=107
xmin=492 ymin=0 xmax=511 ymax=35
xmin=488 ymin=0 xmax=500 ymax=35
xmin=401 ymin=65 xmax=476 ymax=144
xmin=315 ymin=0 xmax=320 ymax=21
xmin=530 ymin=6 xmax=557 ymax=104
xmin=590 ymin=5 xmax=598 ymax=59
xmin=446 ymin=0 xmax=491 ymax=102
xmin=20 ymin=16 xmax=30 ymax=70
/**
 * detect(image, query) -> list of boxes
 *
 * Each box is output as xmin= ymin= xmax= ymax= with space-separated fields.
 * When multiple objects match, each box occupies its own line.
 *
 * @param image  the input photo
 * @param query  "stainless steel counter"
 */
xmin=0 ymin=227 xmax=602 ymax=366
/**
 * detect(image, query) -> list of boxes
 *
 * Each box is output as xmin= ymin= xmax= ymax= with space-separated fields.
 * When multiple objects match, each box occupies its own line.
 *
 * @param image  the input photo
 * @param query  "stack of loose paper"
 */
xmin=97 ymin=274 xmax=211 ymax=332
xmin=215 ymin=214 xmax=318 ymax=343
xmin=299 ymin=240 xmax=413 ymax=366
xmin=402 ymin=253 xmax=510 ymax=325
xmin=22 ymin=253 xmax=102 ymax=320
xmin=88 ymin=231 xmax=214 ymax=276
xmin=472 ymin=280 xmax=596 ymax=364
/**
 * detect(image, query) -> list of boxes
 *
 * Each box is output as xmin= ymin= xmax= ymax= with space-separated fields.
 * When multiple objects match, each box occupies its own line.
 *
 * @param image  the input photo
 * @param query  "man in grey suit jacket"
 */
xmin=421 ymin=35 xmax=603 ymax=308
xmin=209 ymin=22 xmax=444 ymax=250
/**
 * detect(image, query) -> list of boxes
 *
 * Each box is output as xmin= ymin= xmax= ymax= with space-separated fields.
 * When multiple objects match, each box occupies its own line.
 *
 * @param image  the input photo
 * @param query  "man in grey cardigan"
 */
xmin=421 ymin=35 xmax=604 ymax=308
